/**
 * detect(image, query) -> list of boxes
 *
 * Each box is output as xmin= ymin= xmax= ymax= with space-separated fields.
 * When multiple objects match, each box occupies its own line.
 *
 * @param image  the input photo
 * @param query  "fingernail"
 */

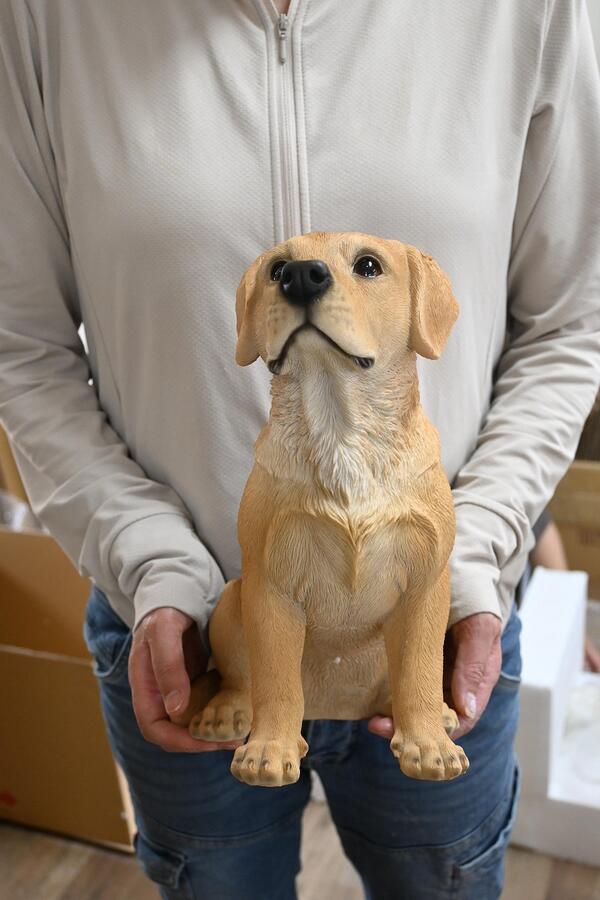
xmin=465 ymin=692 xmax=477 ymax=719
xmin=165 ymin=690 xmax=182 ymax=714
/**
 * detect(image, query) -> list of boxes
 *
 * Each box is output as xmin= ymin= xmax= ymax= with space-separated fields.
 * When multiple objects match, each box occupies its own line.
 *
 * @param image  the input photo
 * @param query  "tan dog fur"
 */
xmin=182 ymin=231 xmax=468 ymax=786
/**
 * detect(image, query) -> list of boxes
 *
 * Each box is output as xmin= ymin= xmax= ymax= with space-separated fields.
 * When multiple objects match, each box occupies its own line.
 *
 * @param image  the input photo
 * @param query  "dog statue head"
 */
xmin=235 ymin=231 xmax=459 ymax=375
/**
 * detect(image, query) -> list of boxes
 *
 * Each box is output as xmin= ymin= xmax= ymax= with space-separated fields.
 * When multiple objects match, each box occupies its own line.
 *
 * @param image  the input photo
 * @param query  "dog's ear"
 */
xmin=405 ymin=245 xmax=459 ymax=359
xmin=235 ymin=255 xmax=263 ymax=366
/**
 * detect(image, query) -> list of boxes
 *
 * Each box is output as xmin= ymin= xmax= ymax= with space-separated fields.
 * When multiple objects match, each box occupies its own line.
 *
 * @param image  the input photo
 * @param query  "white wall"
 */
xmin=587 ymin=0 xmax=600 ymax=68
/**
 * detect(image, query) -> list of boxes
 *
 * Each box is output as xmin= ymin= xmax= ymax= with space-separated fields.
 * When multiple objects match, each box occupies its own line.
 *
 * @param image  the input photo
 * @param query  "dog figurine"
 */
xmin=182 ymin=231 xmax=468 ymax=786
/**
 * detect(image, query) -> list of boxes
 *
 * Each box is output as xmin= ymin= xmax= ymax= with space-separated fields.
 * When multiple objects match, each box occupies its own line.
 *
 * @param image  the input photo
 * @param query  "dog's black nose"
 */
xmin=279 ymin=260 xmax=332 ymax=307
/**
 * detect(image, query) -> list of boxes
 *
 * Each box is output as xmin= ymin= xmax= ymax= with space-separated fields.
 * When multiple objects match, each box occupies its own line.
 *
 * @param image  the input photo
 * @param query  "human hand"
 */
xmin=128 ymin=607 xmax=244 ymax=753
xmin=442 ymin=612 xmax=502 ymax=738
xmin=585 ymin=635 xmax=600 ymax=673
xmin=367 ymin=612 xmax=502 ymax=742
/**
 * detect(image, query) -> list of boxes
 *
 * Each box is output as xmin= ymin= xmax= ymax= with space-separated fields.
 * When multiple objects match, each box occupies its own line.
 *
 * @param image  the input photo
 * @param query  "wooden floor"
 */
xmin=2 ymin=801 xmax=599 ymax=900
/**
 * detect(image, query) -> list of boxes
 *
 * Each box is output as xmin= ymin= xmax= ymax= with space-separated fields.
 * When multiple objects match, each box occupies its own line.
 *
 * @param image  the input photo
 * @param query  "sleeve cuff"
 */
xmin=132 ymin=570 xmax=221 ymax=657
xmin=448 ymin=561 xmax=503 ymax=629
xmin=108 ymin=512 xmax=226 ymax=655
xmin=448 ymin=501 xmax=525 ymax=629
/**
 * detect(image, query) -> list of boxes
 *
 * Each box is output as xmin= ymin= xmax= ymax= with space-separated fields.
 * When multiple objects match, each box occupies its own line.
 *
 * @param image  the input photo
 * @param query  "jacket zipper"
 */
xmin=278 ymin=12 xmax=288 ymax=62
xmin=276 ymin=12 xmax=302 ymax=240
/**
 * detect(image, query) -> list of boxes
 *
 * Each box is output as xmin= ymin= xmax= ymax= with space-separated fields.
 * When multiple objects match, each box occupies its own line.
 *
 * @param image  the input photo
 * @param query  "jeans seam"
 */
xmin=450 ymin=761 xmax=521 ymax=893
xmin=138 ymin=800 xmax=307 ymax=851
xmin=333 ymin=773 xmax=514 ymax=859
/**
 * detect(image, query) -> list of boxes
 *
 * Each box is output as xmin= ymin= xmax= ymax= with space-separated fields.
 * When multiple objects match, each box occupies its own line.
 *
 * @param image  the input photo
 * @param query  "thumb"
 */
xmin=451 ymin=619 xmax=494 ymax=722
xmin=145 ymin=610 xmax=193 ymax=717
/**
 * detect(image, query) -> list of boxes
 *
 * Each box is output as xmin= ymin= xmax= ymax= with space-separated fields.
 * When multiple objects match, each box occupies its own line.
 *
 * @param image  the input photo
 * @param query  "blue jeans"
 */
xmin=84 ymin=585 xmax=522 ymax=900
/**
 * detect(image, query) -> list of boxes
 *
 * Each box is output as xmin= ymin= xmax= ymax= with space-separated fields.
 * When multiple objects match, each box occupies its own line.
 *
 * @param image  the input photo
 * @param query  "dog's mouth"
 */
xmin=267 ymin=322 xmax=375 ymax=375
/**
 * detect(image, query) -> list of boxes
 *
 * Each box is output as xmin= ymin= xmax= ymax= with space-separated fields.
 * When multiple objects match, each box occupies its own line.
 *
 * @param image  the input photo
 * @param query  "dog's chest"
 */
xmin=264 ymin=483 xmax=435 ymax=628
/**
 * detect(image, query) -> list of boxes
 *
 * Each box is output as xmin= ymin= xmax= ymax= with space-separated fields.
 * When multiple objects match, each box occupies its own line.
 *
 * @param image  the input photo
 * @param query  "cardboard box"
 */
xmin=0 ymin=495 xmax=135 ymax=851
xmin=0 ymin=425 xmax=27 ymax=503
xmin=511 ymin=567 xmax=600 ymax=865
xmin=550 ymin=460 xmax=600 ymax=599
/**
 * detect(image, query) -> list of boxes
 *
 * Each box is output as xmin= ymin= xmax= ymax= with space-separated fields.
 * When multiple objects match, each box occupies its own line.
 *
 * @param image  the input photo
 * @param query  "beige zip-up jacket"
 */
xmin=1 ymin=0 xmax=599 ymax=648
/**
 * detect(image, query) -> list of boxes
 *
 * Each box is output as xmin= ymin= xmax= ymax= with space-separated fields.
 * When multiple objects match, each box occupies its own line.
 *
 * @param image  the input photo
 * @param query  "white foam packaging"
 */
xmin=511 ymin=566 xmax=600 ymax=865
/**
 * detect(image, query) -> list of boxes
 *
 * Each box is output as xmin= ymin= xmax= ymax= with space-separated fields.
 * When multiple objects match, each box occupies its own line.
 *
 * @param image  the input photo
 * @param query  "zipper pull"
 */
xmin=278 ymin=13 xmax=288 ymax=64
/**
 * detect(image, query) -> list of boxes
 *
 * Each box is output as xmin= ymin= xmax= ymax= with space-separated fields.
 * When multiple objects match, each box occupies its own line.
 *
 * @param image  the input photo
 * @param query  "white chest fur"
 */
xmin=300 ymin=367 xmax=382 ymax=500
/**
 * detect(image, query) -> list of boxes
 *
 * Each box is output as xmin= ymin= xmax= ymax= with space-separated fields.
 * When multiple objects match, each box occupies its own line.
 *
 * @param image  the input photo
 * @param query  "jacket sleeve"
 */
xmin=448 ymin=0 xmax=600 ymax=628
xmin=0 ymin=2 xmax=225 ymax=649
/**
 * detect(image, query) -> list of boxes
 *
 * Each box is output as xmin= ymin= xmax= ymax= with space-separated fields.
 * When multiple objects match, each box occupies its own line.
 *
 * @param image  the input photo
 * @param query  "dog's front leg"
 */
xmin=383 ymin=565 xmax=469 ymax=781
xmin=230 ymin=573 xmax=308 ymax=787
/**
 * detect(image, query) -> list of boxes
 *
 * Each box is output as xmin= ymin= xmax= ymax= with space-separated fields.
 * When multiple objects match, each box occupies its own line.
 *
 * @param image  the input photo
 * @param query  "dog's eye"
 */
xmin=270 ymin=260 xmax=287 ymax=281
xmin=353 ymin=256 xmax=382 ymax=278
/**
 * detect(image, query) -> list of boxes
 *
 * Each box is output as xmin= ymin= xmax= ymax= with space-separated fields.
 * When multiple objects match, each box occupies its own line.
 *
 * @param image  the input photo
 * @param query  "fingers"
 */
xmin=144 ymin=608 xmax=193 ymax=716
xmin=450 ymin=612 xmax=502 ymax=738
xmin=585 ymin=636 xmax=600 ymax=673
xmin=367 ymin=715 xmax=394 ymax=739
xmin=129 ymin=608 xmax=244 ymax=753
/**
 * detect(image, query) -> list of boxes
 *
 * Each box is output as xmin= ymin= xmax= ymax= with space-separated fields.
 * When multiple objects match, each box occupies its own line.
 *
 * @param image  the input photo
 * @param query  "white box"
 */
xmin=511 ymin=567 xmax=600 ymax=865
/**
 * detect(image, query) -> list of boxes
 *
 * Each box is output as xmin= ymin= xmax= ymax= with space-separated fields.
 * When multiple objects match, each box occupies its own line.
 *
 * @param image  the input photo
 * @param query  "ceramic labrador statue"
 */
xmin=179 ymin=231 xmax=468 ymax=787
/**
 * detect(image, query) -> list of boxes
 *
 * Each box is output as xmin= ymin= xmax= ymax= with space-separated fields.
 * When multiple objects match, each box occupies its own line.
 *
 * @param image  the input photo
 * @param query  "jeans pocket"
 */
xmin=451 ymin=762 xmax=521 ymax=899
xmin=83 ymin=587 xmax=132 ymax=685
xmin=134 ymin=832 xmax=194 ymax=899
xmin=495 ymin=669 xmax=522 ymax=691
xmin=496 ymin=603 xmax=523 ymax=690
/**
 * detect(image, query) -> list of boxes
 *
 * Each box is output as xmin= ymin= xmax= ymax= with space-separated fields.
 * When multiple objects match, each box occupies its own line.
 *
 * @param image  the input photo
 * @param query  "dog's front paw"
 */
xmin=189 ymin=690 xmax=252 ymax=742
xmin=441 ymin=702 xmax=459 ymax=735
xmin=231 ymin=735 xmax=308 ymax=787
xmin=391 ymin=726 xmax=469 ymax=781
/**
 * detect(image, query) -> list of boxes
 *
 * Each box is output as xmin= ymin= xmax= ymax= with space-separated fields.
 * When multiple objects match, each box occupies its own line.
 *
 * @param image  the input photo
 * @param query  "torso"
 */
xmin=25 ymin=0 xmax=545 ymax=598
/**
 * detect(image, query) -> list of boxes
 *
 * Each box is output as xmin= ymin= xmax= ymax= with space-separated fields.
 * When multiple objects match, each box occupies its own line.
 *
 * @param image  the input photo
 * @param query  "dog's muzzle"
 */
xmin=267 ymin=322 xmax=375 ymax=375
xmin=268 ymin=259 xmax=375 ymax=374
